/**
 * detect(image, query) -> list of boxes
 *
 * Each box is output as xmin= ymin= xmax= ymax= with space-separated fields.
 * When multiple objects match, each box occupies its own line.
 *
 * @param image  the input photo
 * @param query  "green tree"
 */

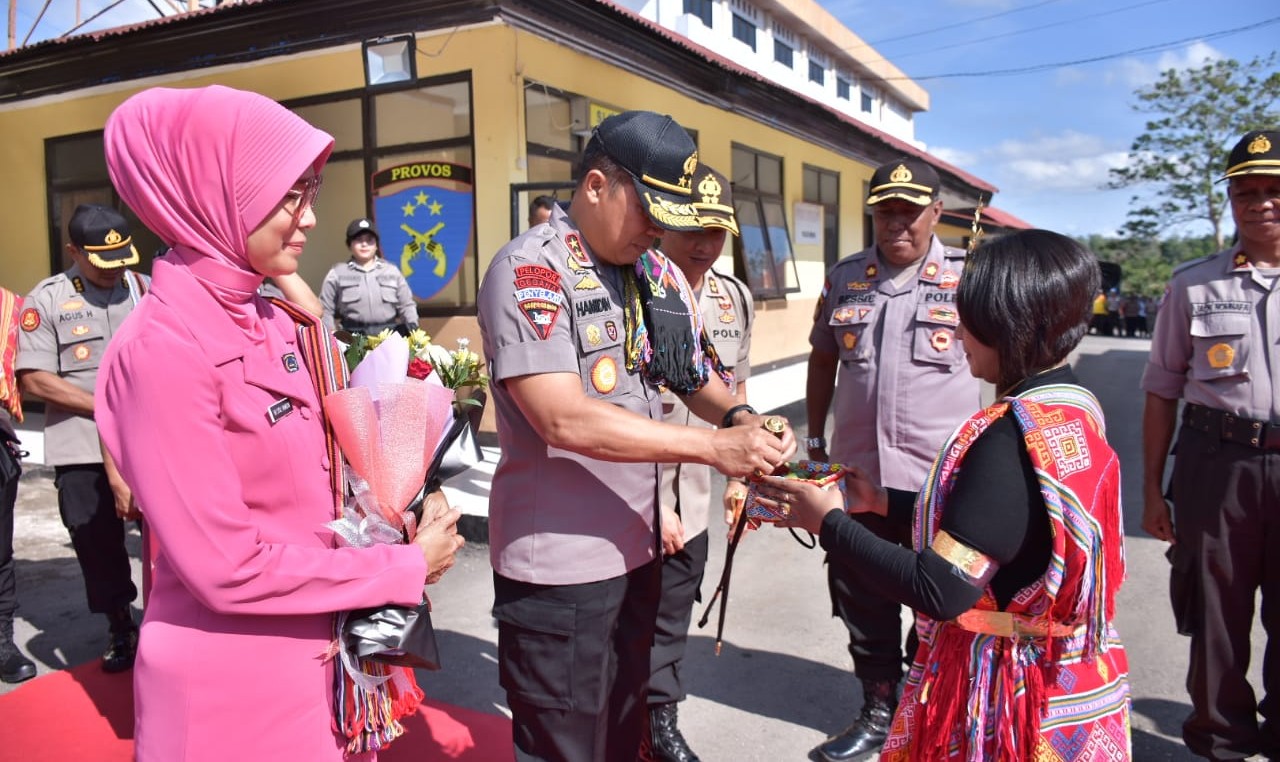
xmin=1081 ymin=234 xmax=1215 ymax=298
xmin=1108 ymin=54 xmax=1280 ymax=248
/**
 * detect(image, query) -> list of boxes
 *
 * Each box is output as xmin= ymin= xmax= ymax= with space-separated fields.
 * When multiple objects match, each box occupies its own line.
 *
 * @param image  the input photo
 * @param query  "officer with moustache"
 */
xmin=806 ymin=158 xmax=981 ymax=762
xmin=478 ymin=111 xmax=794 ymax=762
xmin=17 ymin=204 xmax=148 ymax=673
xmin=1143 ymin=129 xmax=1280 ymax=760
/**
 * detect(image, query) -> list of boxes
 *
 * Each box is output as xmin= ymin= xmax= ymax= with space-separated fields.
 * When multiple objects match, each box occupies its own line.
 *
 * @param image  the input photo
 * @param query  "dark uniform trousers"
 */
xmin=828 ymin=507 xmax=916 ymax=684
xmin=0 ymin=464 xmax=18 ymax=618
xmin=493 ymin=558 xmax=662 ymax=762
xmin=1171 ymin=425 xmax=1280 ymax=759
xmin=54 ymin=465 xmax=137 ymax=615
xmin=649 ymin=530 xmax=710 ymax=705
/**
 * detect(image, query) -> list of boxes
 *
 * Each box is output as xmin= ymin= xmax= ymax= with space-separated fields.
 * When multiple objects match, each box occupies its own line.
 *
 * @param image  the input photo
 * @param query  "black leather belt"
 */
xmin=1183 ymin=403 xmax=1280 ymax=450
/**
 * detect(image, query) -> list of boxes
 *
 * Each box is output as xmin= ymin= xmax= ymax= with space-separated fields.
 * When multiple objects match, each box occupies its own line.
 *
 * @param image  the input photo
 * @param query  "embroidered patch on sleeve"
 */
xmin=514 ymin=264 xmax=564 ymax=340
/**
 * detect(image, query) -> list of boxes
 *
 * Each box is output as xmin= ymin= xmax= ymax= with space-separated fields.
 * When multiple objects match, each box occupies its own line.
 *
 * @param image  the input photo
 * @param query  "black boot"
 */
xmin=0 ymin=615 xmax=36 ymax=684
xmin=811 ymin=679 xmax=898 ymax=762
xmin=647 ymin=702 xmax=701 ymax=762
xmin=101 ymin=606 xmax=138 ymax=674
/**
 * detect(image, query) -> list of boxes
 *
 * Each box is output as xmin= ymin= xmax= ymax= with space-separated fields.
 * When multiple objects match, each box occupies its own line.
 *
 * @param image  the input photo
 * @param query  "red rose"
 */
xmin=408 ymin=358 xmax=434 ymax=380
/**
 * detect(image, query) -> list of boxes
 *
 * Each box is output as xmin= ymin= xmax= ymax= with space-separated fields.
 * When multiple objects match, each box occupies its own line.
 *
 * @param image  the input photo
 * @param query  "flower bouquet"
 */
xmin=323 ymin=329 xmax=487 ymax=754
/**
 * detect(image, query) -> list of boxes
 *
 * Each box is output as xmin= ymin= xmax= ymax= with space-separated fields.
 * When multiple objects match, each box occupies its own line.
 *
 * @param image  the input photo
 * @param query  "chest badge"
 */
xmin=267 ymin=397 xmax=295 ymax=424
xmin=574 ymin=275 xmax=601 ymax=291
xmin=605 ymin=320 xmax=618 ymax=342
xmin=60 ymin=299 xmax=84 ymax=311
xmin=73 ymin=344 xmax=91 ymax=361
xmin=590 ymin=356 xmax=618 ymax=394
xmin=586 ymin=324 xmax=602 ymax=347
xmin=843 ymin=332 xmax=858 ymax=351
xmin=71 ymin=324 xmax=90 ymax=336
xmin=1207 ymin=343 xmax=1235 ymax=369
xmin=282 ymin=353 xmax=300 ymax=373
xmin=930 ymin=329 xmax=953 ymax=352
xmin=939 ymin=270 xmax=960 ymax=289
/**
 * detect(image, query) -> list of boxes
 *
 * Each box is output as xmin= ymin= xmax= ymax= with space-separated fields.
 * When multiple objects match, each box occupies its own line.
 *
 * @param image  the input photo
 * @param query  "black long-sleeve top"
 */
xmin=819 ymin=366 xmax=1076 ymax=621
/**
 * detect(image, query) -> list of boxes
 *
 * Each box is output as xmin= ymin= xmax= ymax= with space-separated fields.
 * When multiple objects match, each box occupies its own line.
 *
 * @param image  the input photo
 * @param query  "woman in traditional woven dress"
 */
xmin=766 ymin=229 xmax=1131 ymax=761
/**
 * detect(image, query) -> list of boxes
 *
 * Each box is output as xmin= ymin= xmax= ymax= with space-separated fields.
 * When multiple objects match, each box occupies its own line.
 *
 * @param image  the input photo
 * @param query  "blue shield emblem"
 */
xmin=373 ymin=186 xmax=473 ymax=300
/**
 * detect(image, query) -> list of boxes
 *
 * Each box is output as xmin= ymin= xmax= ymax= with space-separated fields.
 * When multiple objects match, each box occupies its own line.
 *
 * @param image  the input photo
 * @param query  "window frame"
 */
xmin=732 ymin=13 xmax=757 ymax=50
xmin=731 ymin=143 xmax=799 ymax=300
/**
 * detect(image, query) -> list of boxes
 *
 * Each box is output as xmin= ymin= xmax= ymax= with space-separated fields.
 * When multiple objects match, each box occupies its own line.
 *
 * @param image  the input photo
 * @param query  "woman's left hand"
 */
xmin=755 ymin=475 xmax=846 ymax=535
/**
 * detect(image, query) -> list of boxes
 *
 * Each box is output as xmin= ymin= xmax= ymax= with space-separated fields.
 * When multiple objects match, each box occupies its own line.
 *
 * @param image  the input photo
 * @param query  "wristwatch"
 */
xmin=804 ymin=436 xmax=827 ymax=450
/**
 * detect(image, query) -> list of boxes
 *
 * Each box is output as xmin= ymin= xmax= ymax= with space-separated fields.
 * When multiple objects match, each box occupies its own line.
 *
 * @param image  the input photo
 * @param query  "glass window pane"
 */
xmin=373 ymin=147 xmax=476 ymax=308
xmin=732 ymin=146 xmax=757 ymax=190
xmin=527 ymin=154 xmax=573 ymax=184
xmin=48 ymin=134 xmax=107 ymax=185
xmin=525 ymin=88 xmax=575 ymax=152
xmin=292 ymin=99 xmax=363 ymax=153
xmin=820 ymin=173 xmax=839 ymax=204
xmin=762 ymin=199 xmax=797 ymax=291
xmin=802 ymin=168 xmax=818 ymax=203
xmin=375 ymin=81 xmax=471 ymax=147
xmin=757 ymin=154 xmax=782 ymax=195
xmin=734 ymin=198 xmax=777 ymax=293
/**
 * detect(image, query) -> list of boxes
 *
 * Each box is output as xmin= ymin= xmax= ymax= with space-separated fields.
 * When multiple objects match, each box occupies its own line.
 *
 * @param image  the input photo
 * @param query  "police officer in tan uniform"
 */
xmin=1142 ymin=129 xmax=1280 ymax=761
xmin=16 ymin=204 xmax=148 ymax=673
xmin=319 ymin=217 xmax=417 ymax=334
xmin=645 ymin=164 xmax=753 ymax=762
xmin=478 ymin=111 xmax=793 ymax=762
xmin=806 ymin=158 xmax=981 ymax=762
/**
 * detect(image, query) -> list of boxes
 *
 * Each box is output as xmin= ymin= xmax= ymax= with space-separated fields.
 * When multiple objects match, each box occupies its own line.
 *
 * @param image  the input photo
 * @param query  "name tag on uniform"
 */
xmin=267 ymin=397 xmax=294 ymax=424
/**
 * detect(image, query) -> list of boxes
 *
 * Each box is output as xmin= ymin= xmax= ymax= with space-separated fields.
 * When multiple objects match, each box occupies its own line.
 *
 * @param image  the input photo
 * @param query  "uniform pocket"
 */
xmin=1188 ymin=312 xmax=1249 ymax=381
xmin=912 ymin=303 xmax=963 ymax=368
xmin=829 ymin=307 xmax=873 ymax=362
xmin=55 ymin=322 xmax=105 ymax=373
xmin=379 ymin=283 xmax=400 ymax=305
xmin=492 ymin=596 xmax=576 ymax=710
xmin=577 ymin=316 xmax=625 ymax=400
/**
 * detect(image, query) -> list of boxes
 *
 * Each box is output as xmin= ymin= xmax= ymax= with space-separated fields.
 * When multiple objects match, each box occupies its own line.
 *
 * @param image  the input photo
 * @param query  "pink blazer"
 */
xmin=96 ymin=258 xmax=427 ymax=761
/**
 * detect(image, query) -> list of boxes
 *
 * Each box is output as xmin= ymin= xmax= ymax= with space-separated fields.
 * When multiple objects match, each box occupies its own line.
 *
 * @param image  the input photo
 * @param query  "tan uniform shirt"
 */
xmin=16 ymin=265 xmax=147 ymax=466
xmin=809 ymin=237 xmax=981 ymax=491
xmin=1142 ymin=245 xmax=1280 ymax=421
xmin=660 ymin=268 xmax=753 ymax=541
xmin=319 ymin=259 xmax=417 ymax=332
xmin=479 ymin=206 xmax=680 ymax=585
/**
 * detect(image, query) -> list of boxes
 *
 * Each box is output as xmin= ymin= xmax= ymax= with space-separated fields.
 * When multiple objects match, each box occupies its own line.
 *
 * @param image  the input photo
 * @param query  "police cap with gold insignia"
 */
xmin=866 ymin=157 xmax=941 ymax=207
xmin=690 ymin=164 xmax=739 ymax=237
xmin=589 ymin=110 xmax=702 ymax=232
xmin=68 ymin=204 xmax=140 ymax=269
xmin=1221 ymin=130 xmax=1280 ymax=181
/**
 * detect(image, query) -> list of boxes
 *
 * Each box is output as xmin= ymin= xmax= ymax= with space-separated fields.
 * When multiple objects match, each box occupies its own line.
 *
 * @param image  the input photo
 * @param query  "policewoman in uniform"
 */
xmin=16 ymin=204 xmax=148 ymax=673
xmin=805 ymin=158 xmax=981 ymax=762
xmin=319 ymin=217 xmax=417 ymax=335
xmin=645 ymin=163 xmax=753 ymax=762
xmin=1142 ymin=129 xmax=1280 ymax=760
xmin=477 ymin=111 xmax=793 ymax=762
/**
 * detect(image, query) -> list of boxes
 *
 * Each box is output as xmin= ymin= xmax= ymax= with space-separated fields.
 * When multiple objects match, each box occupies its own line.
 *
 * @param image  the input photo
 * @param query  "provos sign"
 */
xmin=371 ymin=161 xmax=475 ymax=301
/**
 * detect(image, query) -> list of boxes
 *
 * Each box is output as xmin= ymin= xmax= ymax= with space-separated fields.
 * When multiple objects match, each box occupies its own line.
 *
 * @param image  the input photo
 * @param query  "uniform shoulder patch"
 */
xmin=20 ymin=308 xmax=39 ymax=332
xmin=513 ymin=264 xmax=564 ymax=340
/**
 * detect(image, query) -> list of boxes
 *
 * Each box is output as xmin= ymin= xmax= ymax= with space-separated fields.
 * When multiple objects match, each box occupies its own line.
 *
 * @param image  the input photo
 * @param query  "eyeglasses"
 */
xmin=283 ymin=174 xmax=324 ymax=220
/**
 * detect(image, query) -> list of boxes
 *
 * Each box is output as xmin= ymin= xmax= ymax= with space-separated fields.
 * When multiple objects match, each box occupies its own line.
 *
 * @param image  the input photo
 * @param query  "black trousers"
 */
xmin=0 ymin=463 xmax=18 ymax=619
xmin=827 ymin=509 xmax=914 ymax=684
xmin=493 ymin=559 xmax=662 ymax=762
xmin=648 ymin=530 xmax=710 ymax=706
xmin=53 ymin=465 xmax=136 ymax=616
xmin=1171 ymin=426 xmax=1280 ymax=760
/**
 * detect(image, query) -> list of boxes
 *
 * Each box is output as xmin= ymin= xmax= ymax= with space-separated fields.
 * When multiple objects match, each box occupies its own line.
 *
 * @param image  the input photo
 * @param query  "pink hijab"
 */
xmin=104 ymin=85 xmax=334 ymax=339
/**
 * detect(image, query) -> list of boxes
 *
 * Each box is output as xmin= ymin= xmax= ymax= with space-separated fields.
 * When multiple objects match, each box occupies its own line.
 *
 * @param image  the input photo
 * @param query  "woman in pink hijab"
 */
xmin=95 ymin=85 xmax=464 ymax=761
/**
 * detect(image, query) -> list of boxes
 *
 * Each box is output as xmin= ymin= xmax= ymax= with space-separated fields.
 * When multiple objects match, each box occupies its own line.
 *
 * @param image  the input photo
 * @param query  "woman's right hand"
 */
xmin=412 ymin=491 xmax=465 ymax=584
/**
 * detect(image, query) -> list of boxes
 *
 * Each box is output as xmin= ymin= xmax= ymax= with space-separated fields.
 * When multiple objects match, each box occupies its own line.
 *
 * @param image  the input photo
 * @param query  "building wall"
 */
xmin=0 ymin=20 xmax=976 ymax=422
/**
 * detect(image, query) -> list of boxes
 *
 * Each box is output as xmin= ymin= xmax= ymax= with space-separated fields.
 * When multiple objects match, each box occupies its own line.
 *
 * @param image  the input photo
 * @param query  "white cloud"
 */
xmin=929 ymin=145 xmax=978 ymax=167
xmin=1054 ymin=67 xmax=1089 ymax=86
xmin=1104 ymin=41 xmax=1225 ymax=87
xmin=959 ymin=131 xmax=1131 ymax=194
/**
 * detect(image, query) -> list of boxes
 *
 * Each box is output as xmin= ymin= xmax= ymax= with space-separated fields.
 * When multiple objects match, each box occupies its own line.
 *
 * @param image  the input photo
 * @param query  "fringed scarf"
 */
xmin=272 ymin=298 xmax=425 ymax=756
xmin=0 ymin=288 xmax=22 ymax=422
xmin=883 ymin=383 xmax=1128 ymax=762
xmin=622 ymin=248 xmax=731 ymax=394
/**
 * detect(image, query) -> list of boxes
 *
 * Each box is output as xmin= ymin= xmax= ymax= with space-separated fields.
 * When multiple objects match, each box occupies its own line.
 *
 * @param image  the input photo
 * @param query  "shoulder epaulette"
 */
xmin=1170 ymin=251 xmax=1222 ymax=277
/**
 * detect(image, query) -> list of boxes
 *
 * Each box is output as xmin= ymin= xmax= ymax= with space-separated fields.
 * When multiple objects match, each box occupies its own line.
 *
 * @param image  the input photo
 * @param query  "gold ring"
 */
xmin=753 ymin=468 xmax=765 ymax=478
xmin=762 ymin=416 xmax=786 ymax=435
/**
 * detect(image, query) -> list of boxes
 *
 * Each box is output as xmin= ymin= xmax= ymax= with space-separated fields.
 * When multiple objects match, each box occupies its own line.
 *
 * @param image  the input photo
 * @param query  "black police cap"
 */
xmin=866 ymin=157 xmax=941 ymax=207
xmin=589 ymin=111 xmax=702 ymax=232
xmin=68 ymin=204 xmax=139 ymax=269
xmin=1221 ymin=130 xmax=1280 ymax=181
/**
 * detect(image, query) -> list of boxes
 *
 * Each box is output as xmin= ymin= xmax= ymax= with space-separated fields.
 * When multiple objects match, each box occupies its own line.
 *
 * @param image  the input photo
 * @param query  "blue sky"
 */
xmin=827 ymin=0 xmax=1280 ymax=238
xmin=12 ymin=0 xmax=1279 ymax=238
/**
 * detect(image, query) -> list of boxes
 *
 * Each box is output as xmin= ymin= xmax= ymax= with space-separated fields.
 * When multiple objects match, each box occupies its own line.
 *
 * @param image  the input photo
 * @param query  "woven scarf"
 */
xmin=0 ymin=288 xmax=21 ymax=422
xmin=622 ymin=249 xmax=730 ymax=394
xmin=270 ymin=297 xmax=425 ymax=755
xmin=890 ymin=383 xmax=1126 ymax=762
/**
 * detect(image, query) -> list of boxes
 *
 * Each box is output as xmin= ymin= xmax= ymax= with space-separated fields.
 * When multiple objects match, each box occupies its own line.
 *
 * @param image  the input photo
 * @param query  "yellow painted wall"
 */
xmin=1 ymin=21 xmax=971 ymax=390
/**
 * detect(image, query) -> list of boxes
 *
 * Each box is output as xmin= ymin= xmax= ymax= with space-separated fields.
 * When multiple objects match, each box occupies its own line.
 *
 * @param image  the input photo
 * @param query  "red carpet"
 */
xmin=0 ymin=662 xmax=513 ymax=761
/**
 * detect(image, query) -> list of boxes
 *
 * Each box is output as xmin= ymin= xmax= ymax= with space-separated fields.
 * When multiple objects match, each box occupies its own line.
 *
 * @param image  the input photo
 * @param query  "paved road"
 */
xmin=3 ymin=334 xmax=1265 ymax=760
